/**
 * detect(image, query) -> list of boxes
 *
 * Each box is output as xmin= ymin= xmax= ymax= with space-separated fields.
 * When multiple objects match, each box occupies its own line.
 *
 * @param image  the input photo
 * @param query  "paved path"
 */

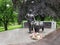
xmin=0 ymin=28 xmax=55 ymax=45
xmin=28 ymin=28 xmax=60 ymax=45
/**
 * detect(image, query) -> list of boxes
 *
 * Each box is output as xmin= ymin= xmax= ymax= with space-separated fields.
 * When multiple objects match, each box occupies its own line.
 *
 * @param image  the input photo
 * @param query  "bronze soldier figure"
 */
xmin=25 ymin=12 xmax=35 ymax=33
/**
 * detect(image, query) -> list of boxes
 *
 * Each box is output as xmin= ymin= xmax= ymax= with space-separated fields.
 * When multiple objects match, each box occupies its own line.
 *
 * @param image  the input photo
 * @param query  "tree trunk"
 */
xmin=4 ymin=22 xmax=8 ymax=31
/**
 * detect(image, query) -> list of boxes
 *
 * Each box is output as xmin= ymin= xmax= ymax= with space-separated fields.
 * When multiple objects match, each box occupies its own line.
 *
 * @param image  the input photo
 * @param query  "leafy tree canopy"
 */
xmin=0 ymin=0 xmax=15 ymax=30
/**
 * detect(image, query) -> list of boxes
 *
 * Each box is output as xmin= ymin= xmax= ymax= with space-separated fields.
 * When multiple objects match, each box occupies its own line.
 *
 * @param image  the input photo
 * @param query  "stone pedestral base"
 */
xmin=23 ymin=21 xmax=56 ymax=30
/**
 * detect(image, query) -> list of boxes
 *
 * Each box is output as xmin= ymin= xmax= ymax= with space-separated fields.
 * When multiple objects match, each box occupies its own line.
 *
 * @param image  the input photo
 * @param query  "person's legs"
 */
xmin=42 ymin=26 xmax=44 ymax=31
xmin=35 ymin=28 xmax=36 ymax=32
xmin=28 ymin=22 xmax=33 ymax=33
xmin=28 ymin=22 xmax=31 ymax=33
xmin=34 ymin=26 xmax=39 ymax=33
xmin=30 ymin=25 xmax=33 ymax=32
xmin=34 ymin=26 xmax=36 ymax=32
xmin=36 ymin=27 xmax=39 ymax=33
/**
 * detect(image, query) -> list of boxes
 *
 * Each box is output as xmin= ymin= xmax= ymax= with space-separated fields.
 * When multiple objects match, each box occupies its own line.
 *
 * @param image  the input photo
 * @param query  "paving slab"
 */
xmin=0 ymin=28 xmax=56 ymax=45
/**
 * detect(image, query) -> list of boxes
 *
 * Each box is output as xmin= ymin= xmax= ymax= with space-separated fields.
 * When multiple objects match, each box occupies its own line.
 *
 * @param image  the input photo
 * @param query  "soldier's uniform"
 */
xmin=25 ymin=14 xmax=35 ymax=33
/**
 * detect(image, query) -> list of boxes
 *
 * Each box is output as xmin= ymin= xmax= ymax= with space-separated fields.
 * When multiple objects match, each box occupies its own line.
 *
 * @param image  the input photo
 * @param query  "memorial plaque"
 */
xmin=43 ymin=22 xmax=51 ymax=28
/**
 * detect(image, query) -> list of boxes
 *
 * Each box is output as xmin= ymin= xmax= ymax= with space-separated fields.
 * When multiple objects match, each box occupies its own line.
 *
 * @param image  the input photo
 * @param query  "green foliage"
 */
xmin=35 ymin=15 xmax=41 ymax=21
xmin=0 ymin=0 xmax=15 ymax=30
xmin=0 ymin=0 xmax=13 ymax=21
xmin=13 ymin=11 xmax=18 ymax=22
xmin=45 ymin=16 xmax=53 ymax=21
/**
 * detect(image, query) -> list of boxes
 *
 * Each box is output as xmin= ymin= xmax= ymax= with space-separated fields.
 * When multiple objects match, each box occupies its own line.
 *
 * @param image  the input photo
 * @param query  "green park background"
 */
xmin=0 ymin=0 xmax=60 ymax=32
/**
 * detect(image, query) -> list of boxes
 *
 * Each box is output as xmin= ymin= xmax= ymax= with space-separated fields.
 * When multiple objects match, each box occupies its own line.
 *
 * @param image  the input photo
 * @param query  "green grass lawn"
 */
xmin=0 ymin=25 xmax=23 ymax=32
